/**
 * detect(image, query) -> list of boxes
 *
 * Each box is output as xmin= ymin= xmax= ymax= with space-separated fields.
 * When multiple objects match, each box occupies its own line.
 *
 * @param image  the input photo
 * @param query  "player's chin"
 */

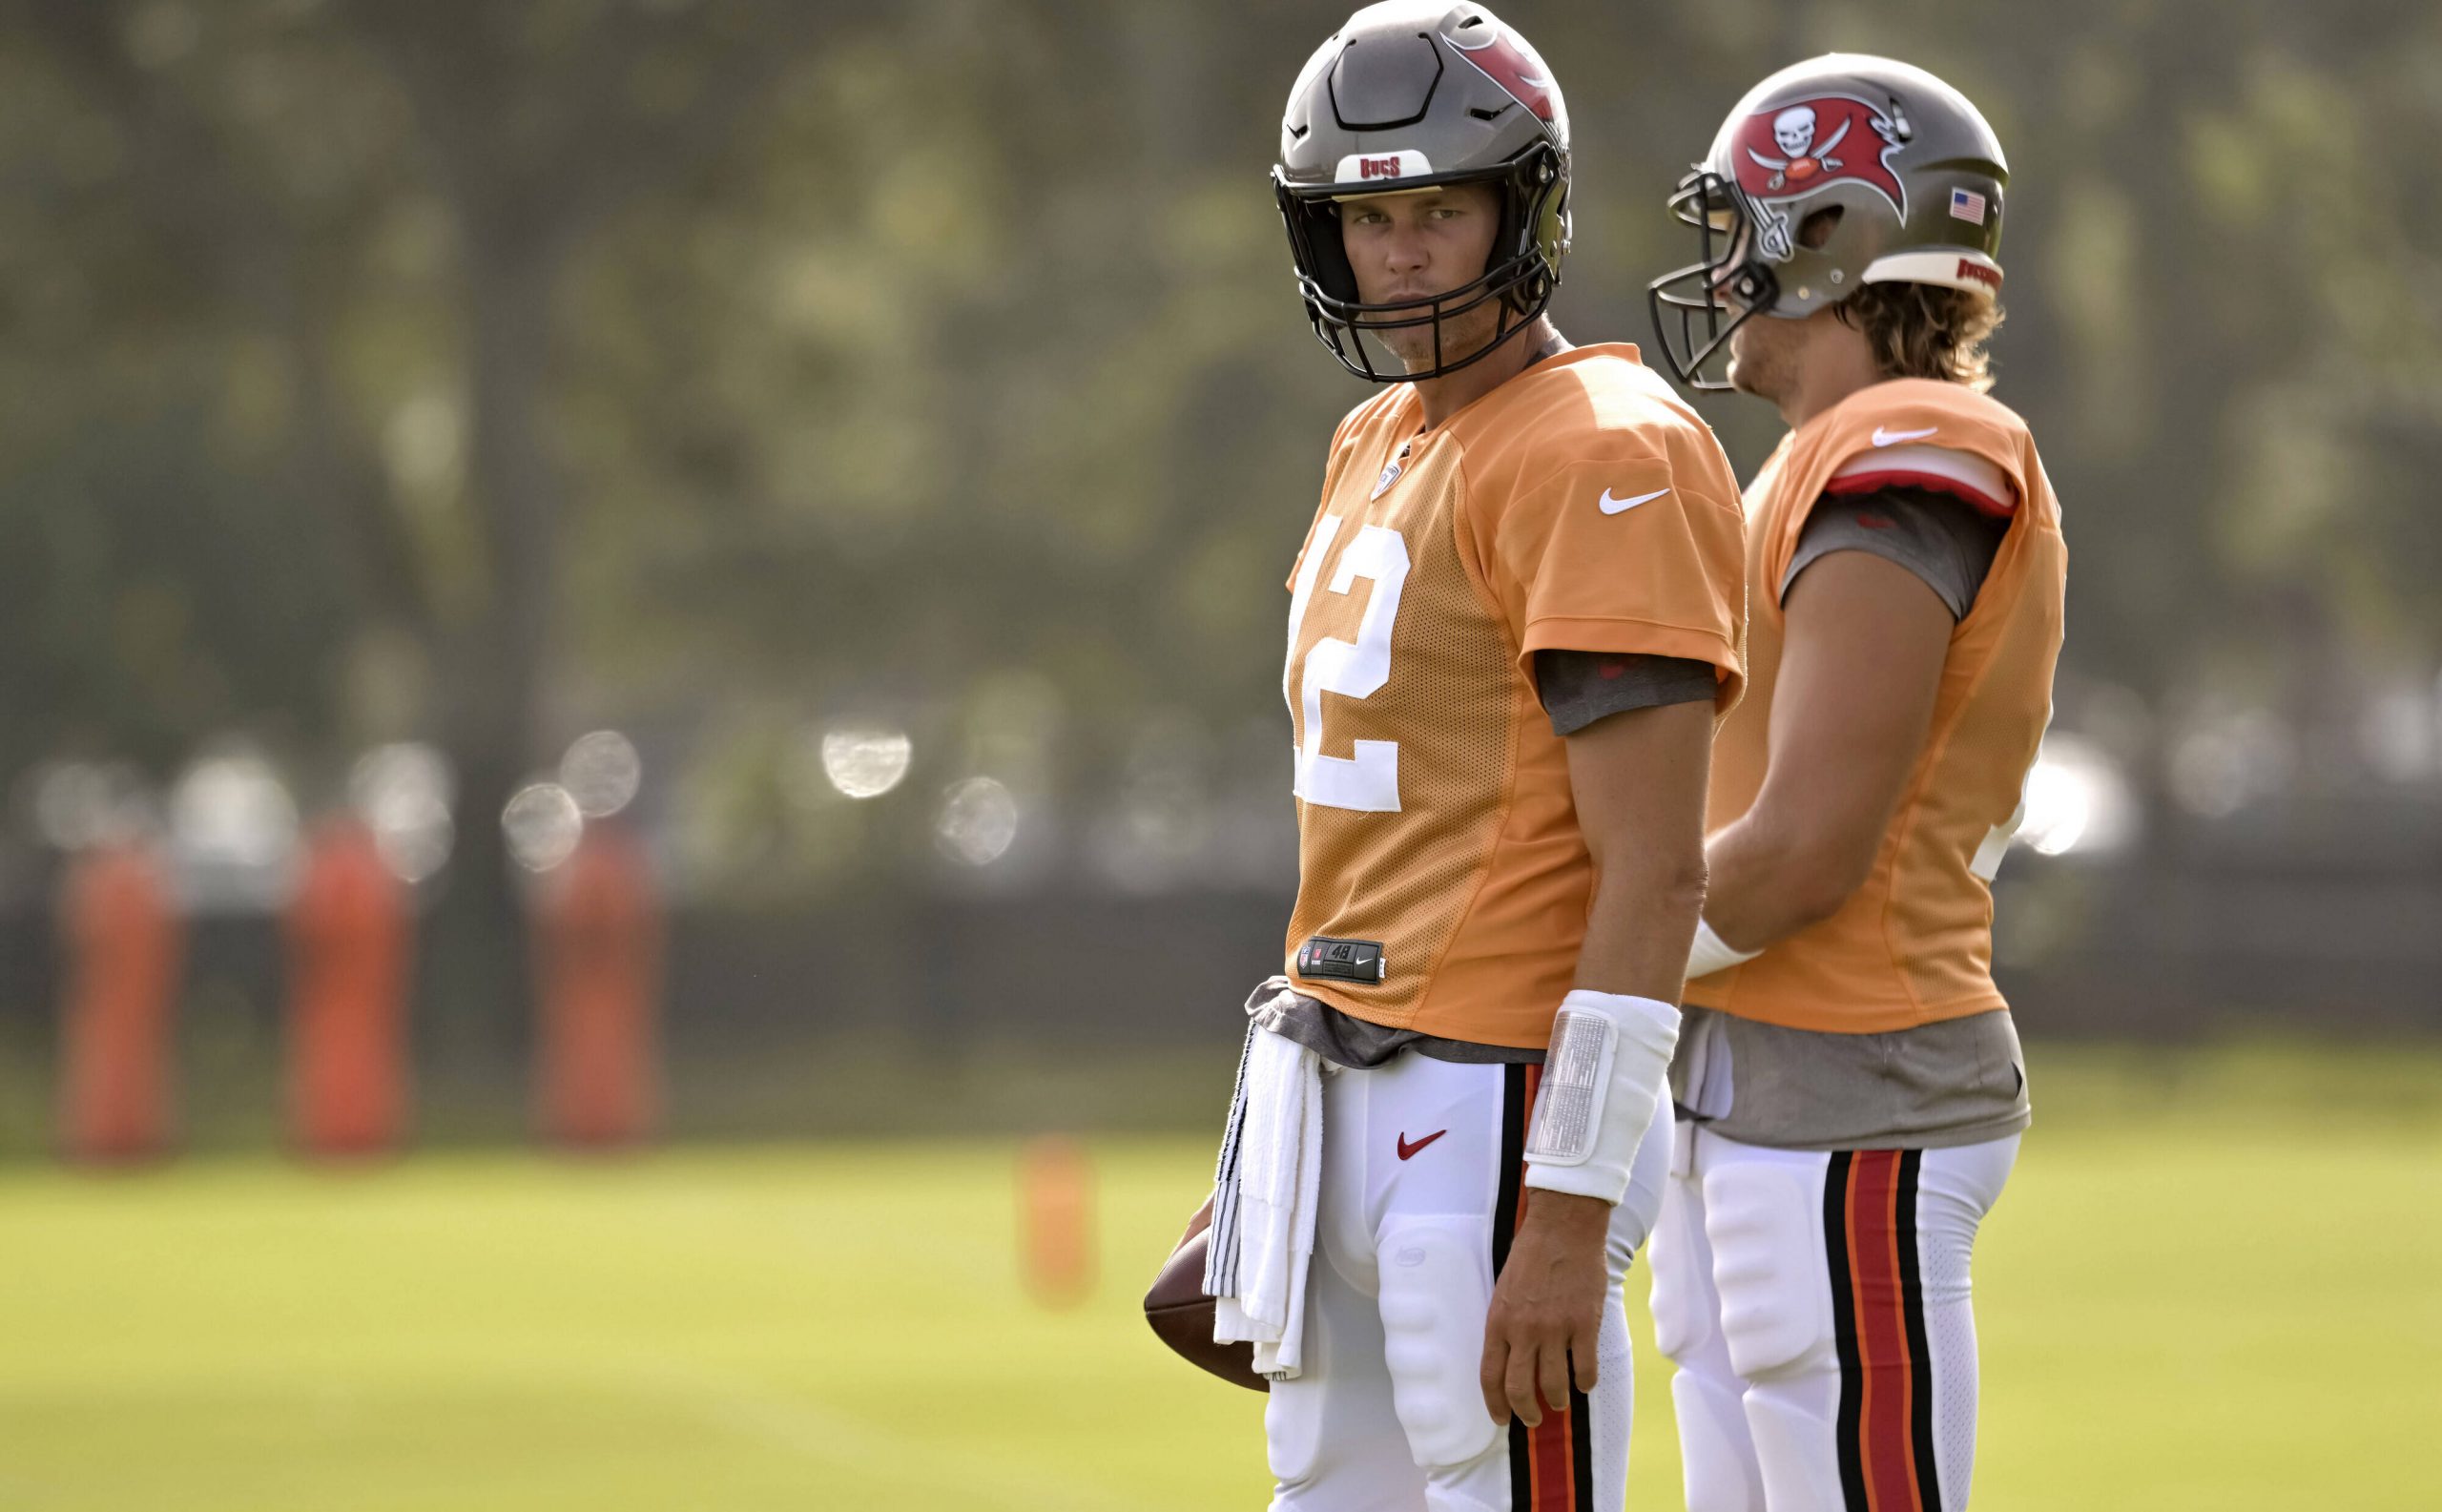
xmin=1374 ymin=321 xmax=1459 ymax=371
xmin=1724 ymin=328 xmax=1775 ymax=400
xmin=1372 ymin=331 xmax=1436 ymax=370
xmin=1387 ymin=317 xmax=1499 ymax=375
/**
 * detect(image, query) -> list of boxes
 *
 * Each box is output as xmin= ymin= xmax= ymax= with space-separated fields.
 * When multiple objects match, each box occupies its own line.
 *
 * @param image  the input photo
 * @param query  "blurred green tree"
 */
xmin=0 ymin=0 xmax=2432 ymax=943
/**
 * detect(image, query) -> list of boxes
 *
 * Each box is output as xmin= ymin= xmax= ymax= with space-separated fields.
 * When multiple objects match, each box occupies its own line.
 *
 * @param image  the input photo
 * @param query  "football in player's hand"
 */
xmin=1143 ymin=1194 xmax=1266 ymax=1392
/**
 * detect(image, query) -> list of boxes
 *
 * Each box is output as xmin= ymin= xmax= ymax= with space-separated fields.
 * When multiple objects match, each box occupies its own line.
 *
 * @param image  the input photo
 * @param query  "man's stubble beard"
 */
xmin=1382 ymin=298 xmax=1504 ymax=374
xmin=1727 ymin=316 xmax=1796 ymax=404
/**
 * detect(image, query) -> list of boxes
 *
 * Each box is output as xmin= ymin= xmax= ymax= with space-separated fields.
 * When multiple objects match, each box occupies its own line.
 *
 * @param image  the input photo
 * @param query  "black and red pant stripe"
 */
xmin=1493 ymin=1063 xmax=1595 ymax=1512
xmin=1824 ymin=1149 xmax=1942 ymax=1512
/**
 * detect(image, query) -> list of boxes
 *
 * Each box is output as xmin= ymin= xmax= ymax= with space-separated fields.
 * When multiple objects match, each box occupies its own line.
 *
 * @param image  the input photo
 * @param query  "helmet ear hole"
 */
xmin=1799 ymin=205 xmax=1844 ymax=251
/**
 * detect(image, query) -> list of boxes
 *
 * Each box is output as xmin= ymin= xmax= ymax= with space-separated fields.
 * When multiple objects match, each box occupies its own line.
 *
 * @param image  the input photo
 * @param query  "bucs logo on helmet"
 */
xmin=1449 ymin=21 xmax=1563 ymax=128
xmin=1728 ymin=95 xmax=1905 ymax=260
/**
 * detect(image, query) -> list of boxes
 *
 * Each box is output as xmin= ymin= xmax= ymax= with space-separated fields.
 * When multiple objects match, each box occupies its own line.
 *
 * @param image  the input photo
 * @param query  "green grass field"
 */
xmin=4 ymin=1043 xmax=2438 ymax=1510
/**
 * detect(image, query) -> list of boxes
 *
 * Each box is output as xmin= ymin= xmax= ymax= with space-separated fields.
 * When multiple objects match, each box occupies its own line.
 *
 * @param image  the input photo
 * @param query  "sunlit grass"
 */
xmin=0 ymin=1041 xmax=2435 ymax=1509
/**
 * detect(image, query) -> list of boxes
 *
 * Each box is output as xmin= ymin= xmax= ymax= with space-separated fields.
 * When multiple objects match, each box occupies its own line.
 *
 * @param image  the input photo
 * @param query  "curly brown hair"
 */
xmin=1832 ymin=280 xmax=2004 ymax=391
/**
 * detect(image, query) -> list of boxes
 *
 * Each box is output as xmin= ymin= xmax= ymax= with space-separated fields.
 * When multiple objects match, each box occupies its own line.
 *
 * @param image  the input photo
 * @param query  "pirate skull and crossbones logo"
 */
xmin=1748 ymin=105 xmax=1852 ymax=191
xmin=1727 ymin=96 xmax=1912 ymax=264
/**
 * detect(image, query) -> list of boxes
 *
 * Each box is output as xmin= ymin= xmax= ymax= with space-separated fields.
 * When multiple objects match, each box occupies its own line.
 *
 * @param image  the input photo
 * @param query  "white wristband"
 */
xmin=1686 ymin=918 xmax=1761 ymax=983
xmin=1522 ymin=989 xmax=1680 ymax=1205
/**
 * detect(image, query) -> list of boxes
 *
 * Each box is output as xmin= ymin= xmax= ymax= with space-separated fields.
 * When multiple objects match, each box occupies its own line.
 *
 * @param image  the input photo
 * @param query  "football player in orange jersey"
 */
xmin=1643 ymin=57 xmax=2066 ymax=1512
xmin=1187 ymin=6 xmax=1749 ymax=1509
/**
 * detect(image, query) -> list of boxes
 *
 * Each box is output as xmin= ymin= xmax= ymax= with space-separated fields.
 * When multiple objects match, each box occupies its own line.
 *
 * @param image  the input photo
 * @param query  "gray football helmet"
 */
xmin=1649 ymin=54 xmax=2008 ymax=390
xmin=1274 ymin=3 xmax=1571 ymax=382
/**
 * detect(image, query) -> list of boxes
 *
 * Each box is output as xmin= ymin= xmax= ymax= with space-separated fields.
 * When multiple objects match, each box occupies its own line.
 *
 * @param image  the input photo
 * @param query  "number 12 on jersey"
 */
xmin=1285 ymin=515 xmax=1411 ymax=814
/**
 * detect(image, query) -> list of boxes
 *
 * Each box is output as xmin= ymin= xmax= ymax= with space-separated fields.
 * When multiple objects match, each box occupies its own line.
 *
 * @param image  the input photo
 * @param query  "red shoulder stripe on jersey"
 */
xmin=1825 ymin=468 xmax=2015 ymax=520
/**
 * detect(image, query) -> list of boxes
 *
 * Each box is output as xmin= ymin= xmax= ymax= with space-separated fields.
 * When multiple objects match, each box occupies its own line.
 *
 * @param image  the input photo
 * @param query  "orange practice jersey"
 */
xmin=1687 ymin=379 xmax=2067 ymax=1034
xmin=1280 ymin=344 xmax=1747 ymax=1050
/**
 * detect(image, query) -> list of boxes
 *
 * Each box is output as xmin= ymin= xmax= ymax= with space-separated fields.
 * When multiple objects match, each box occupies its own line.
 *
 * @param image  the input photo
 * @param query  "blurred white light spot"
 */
xmin=170 ymin=751 xmax=300 ymax=872
xmin=2168 ymin=708 xmax=2295 ymax=818
xmin=372 ymin=797 xmax=452 ymax=884
xmin=503 ymin=783 xmax=584 ymax=872
xmin=560 ymin=730 xmax=643 ymax=818
xmin=2017 ymin=734 xmax=2138 ymax=858
xmin=935 ymin=777 xmax=1019 ymax=866
xmin=350 ymin=743 xmax=454 ymax=816
xmin=31 ymin=762 xmax=155 ymax=850
xmin=2359 ymin=686 xmax=2439 ymax=783
xmin=36 ymin=764 xmax=105 ymax=850
xmin=2022 ymin=774 xmax=2090 ymax=856
xmin=163 ymin=748 xmax=300 ymax=910
xmin=822 ymin=726 xmax=913 ymax=799
xmin=350 ymin=743 xmax=455 ymax=883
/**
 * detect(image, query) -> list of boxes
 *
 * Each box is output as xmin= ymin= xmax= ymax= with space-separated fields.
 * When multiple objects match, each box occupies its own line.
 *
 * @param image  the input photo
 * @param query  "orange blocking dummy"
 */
xmin=56 ymin=841 xmax=184 ymax=1163
xmin=284 ymin=817 xmax=412 ymax=1157
xmin=534 ymin=820 xmax=663 ymax=1149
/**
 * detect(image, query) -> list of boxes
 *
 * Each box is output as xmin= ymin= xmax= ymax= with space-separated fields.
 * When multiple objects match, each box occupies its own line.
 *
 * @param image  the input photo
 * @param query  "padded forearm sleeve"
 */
xmin=1522 ymin=989 xmax=1681 ymax=1205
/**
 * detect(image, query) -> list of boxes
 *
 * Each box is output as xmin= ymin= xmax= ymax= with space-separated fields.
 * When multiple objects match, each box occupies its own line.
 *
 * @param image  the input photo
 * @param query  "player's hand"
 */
xmin=1480 ymin=1189 xmax=1610 ymax=1427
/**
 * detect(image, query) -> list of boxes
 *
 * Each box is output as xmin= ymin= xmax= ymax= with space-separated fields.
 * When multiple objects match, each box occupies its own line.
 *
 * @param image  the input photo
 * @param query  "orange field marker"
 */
xmin=1017 ymin=1134 xmax=1098 ymax=1309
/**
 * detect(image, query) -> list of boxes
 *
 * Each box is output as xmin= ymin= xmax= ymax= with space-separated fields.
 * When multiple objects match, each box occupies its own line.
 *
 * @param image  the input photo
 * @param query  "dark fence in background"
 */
xmin=1 ymin=819 xmax=2435 ymax=1155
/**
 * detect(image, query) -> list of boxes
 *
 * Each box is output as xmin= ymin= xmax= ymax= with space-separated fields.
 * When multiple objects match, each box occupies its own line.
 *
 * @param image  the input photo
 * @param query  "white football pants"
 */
xmin=1647 ymin=1123 xmax=2018 ymax=1512
xmin=1266 ymin=1051 xmax=1671 ymax=1512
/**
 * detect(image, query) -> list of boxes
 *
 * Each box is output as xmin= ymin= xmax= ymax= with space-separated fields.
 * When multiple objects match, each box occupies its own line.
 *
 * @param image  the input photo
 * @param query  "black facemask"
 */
xmin=1276 ymin=141 xmax=1566 ymax=384
xmin=1646 ymin=167 xmax=1781 ymax=392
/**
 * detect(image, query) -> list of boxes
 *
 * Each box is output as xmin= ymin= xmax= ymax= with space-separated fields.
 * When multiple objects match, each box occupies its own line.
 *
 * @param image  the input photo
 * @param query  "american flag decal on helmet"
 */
xmin=1950 ymin=187 xmax=1988 ymax=225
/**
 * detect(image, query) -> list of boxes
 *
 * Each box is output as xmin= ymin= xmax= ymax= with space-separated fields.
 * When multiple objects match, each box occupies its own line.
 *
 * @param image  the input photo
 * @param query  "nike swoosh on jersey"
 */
xmin=1597 ymin=487 xmax=1669 ymax=515
xmin=1396 ymin=1129 xmax=1447 ymax=1161
xmin=1872 ymin=425 xmax=1940 ymax=446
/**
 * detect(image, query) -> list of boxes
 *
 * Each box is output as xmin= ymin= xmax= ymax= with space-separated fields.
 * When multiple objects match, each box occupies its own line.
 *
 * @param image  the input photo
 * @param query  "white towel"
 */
xmin=1204 ymin=1014 xmax=1324 ymax=1379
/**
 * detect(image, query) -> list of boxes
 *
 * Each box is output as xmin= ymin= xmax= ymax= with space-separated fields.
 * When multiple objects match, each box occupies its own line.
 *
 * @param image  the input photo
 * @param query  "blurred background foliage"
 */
xmin=0 ymin=0 xmax=2435 ymax=1052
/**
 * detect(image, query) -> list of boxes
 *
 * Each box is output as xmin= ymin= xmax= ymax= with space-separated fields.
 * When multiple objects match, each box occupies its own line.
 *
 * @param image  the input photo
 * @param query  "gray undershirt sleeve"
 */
xmin=1532 ymin=652 xmax=1719 ymax=737
xmin=1780 ymin=485 xmax=2009 ymax=620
